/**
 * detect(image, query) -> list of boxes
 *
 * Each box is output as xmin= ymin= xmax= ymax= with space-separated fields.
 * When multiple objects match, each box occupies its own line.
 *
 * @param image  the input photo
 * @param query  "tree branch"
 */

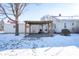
xmin=0 ymin=4 xmax=15 ymax=21
xmin=9 ymin=3 xmax=16 ymax=17
xmin=18 ymin=3 xmax=27 ymax=16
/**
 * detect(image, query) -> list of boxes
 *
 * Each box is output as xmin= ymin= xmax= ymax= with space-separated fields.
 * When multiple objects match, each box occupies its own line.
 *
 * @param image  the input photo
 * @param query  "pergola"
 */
xmin=24 ymin=20 xmax=53 ymax=36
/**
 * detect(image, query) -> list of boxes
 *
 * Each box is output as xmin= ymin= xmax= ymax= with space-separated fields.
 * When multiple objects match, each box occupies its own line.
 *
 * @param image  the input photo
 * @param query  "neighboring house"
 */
xmin=1 ymin=15 xmax=79 ymax=34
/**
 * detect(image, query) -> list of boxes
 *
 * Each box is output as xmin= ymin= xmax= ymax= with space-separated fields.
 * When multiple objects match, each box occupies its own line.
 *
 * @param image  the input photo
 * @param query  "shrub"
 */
xmin=61 ymin=29 xmax=71 ymax=36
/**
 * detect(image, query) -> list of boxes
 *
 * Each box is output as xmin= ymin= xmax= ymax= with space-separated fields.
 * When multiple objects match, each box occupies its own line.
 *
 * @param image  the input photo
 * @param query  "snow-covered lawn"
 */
xmin=0 ymin=34 xmax=79 ymax=56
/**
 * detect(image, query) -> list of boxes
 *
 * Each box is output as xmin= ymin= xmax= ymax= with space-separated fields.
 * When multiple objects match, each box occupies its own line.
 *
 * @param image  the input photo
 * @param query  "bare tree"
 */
xmin=0 ymin=3 xmax=27 ymax=36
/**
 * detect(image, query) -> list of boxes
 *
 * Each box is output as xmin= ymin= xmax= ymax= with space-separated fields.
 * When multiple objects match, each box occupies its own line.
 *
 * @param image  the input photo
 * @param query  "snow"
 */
xmin=53 ymin=16 xmax=79 ymax=20
xmin=0 ymin=34 xmax=79 ymax=56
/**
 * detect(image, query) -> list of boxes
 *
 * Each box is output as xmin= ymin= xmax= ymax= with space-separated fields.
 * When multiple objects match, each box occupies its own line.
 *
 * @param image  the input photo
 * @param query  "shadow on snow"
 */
xmin=0 ymin=34 xmax=79 ymax=51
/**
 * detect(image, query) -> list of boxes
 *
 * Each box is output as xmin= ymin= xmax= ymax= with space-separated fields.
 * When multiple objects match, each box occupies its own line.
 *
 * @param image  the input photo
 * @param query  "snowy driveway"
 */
xmin=0 ymin=34 xmax=79 ymax=56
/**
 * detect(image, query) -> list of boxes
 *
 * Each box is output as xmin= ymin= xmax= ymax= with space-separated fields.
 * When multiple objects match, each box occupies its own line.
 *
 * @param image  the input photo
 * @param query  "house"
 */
xmin=4 ymin=22 xmax=25 ymax=33
xmin=0 ymin=15 xmax=79 ymax=34
xmin=41 ymin=15 xmax=79 ymax=33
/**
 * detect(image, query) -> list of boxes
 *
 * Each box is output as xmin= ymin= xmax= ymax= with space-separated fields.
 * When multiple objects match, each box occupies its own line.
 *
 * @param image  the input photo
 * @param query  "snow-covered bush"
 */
xmin=61 ymin=29 xmax=71 ymax=36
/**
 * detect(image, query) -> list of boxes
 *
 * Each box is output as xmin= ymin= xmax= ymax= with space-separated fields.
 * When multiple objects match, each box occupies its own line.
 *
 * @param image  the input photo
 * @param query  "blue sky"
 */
xmin=1 ymin=3 xmax=79 ymax=21
xmin=20 ymin=3 xmax=79 ymax=21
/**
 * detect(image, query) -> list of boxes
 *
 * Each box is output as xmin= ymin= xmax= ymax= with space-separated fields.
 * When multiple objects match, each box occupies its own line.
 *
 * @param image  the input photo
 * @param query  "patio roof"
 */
xmin=24 ymin=20 xmax=52 ymax=24
xmin=24 ymin=20 xmax=53 ymax=37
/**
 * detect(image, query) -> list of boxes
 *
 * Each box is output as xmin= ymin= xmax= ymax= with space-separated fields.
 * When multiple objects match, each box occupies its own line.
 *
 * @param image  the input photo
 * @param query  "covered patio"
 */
xmin=24 ymin=20 xmax=53 ymax=37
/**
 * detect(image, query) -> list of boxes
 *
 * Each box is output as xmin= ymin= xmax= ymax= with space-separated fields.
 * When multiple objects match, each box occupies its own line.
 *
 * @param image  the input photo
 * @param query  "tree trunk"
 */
xmin=15 ymin=20 xmax=19 ymax=36
xmin=15 ymin=12 xmax=19 ymax=36
xmin=15 ymin=4 xmax=19 ymax=36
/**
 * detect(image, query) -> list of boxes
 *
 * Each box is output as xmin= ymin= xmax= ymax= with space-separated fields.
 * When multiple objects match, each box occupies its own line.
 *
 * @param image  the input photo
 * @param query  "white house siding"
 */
xmin=4 ymin=23 xmax=15 ymax=33
xmin=76 ymin=20 xmax=79 ymax=33
xmin=42 ymin=24 xmax=48 ymax=33
xmin=53 ymin=21 xmax=64 ymax=33
xmin=4 ymin=23 xmax=48 ymax=34
xmin=4 ymin=23 xmax=25 ymax=33
xmin=3 ymin=19 xmax=79 ymax=34
xmin=30 ymin=24 xmax=48 ymax=33
xmin=63 ymin=20 xmax=77 ymax=33
xmin=53 ymin=20 xmax=78 ymax=33
xmin=19 ymin=23 xmax=25 ymax=33
xmin=31 ymin=25 xmax=41 ymax=33
xmin=41 ymin=15 xmax=79 ymax=33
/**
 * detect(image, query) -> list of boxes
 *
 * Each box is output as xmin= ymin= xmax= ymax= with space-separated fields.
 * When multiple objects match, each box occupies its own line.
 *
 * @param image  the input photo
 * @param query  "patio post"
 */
xmin=29 ymin=24 xmax=31 ymax=34
xmin=25 ymin=22 xmax=26 ymax=36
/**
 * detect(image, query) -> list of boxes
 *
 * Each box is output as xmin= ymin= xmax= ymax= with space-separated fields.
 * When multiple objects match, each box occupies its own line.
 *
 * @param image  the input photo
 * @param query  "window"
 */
xmin=72 ymin=23 xmax=74 ymax=25
xmin=13 ymin=25 xmax=16 ymax=28
xmin=64 ymin=23 xmax=66 ymax=28
xmin=54 ymin=24 xmax=56 ymax=29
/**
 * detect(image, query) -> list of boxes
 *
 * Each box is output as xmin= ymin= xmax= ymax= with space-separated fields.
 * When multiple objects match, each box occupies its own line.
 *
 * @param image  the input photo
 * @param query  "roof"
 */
xmin=51 ymin=16 xmax=79 ymax=20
